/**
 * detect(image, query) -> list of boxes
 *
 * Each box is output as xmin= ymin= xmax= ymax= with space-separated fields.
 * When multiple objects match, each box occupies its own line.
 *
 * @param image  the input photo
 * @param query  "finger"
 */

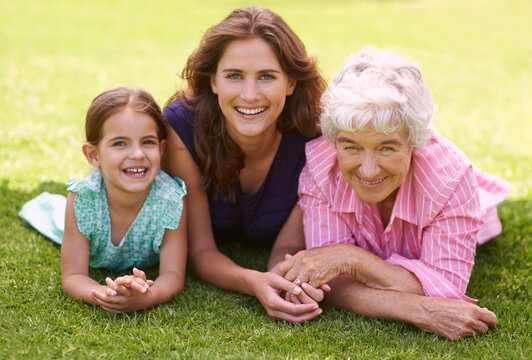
xmin=275 ymin=257 xmax=295 ymax=277
xmin=105 ymin=287 xmax=117 ymax=296
xmin=114 ymin=276 xmax=133 ymax=287
xmin=284 ymin=254 xmax=293 ymax=260
xmin=271 ymin=274 xmax=304 ymax=297
xmin=271 ymin=307 xmax=323 ymax=324
xmin=106 ymin=277 xmax=129 ymax=296
xmin=478 ymin=307 xmax=498 ymax=327
xmin=146 ymin=280 xmax=154 ymax=286
xmin=320 ymin=283 xmax=332 ymax=292
xmin=289 ymin=293 xmax=302 ymax=305
xmin=301 ymin=283 xmax=324 ymax=302
xmin=268 ymin=295 xmax=318 ymax=316
xmin=128 ymin=278 xmax=148 ymax=293
xmin=133 ymin=268 xmax=147 ymax=281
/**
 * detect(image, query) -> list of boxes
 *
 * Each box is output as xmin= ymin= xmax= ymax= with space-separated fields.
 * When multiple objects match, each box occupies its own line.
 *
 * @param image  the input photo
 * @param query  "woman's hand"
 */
xmin=248 ymin=271 xmax=323 ymax=323
xmin=416 ymin=296 xmax=498 ymax=341
xmin=276 ymin=245 xmax=354 ymax=289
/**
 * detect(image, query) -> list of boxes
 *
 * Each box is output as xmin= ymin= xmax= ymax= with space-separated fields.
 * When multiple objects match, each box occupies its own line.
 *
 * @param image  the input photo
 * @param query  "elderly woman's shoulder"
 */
xmin=302 ymin=136 xmax=338 ymax=184
xmin=412 ymin=133 xmax=473 ymax=195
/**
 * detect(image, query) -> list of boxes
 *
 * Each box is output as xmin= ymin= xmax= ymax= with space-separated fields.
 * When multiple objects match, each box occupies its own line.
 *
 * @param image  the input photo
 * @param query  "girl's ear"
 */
xmin=159 ymin=139 xmax=166 ymax=155
xmin=82 ymin=142 xmax=100 ymax=168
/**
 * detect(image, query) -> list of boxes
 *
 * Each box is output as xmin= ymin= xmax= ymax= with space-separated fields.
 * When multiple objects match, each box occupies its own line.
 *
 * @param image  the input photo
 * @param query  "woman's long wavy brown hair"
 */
xmin=166 ymin=6 xmax=326 ymax=201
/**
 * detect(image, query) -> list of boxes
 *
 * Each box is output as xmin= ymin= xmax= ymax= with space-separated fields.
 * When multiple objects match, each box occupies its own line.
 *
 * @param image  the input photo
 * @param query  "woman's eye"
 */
xmin=227 ymin=73 xmax=241 ymax=80
xmin=382 ymin=146 xmax=395 ymax=152
xmin=260 ymin=74 xmax=274 ymax=80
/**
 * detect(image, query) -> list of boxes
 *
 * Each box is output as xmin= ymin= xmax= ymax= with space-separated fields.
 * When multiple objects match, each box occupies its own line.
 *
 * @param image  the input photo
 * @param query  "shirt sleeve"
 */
xmin=298 ymin=164 xmax=354 ymax=249
xmin=386 ymin=166 xmax=482 ymax=303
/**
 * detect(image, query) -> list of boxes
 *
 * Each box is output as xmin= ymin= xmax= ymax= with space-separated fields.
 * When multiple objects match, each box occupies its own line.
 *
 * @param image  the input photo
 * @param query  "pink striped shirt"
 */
xmin=298 ymin=134 xmax=509 ymax=303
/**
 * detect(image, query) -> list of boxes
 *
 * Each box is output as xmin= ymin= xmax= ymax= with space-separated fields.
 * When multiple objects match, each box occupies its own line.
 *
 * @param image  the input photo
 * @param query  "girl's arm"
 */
xmin=162 ymin=125 xmax=320 ymax=322
xmin=61 ymin=192 xmax=109 ymax=303
xmin=91 ymin=200 xmax=188 ymax=313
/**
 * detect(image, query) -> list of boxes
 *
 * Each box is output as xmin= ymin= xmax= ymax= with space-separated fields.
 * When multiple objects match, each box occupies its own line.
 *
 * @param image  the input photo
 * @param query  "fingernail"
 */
xmin=294 ymin=287 xmax=301 ymax=295
xmin=301 ymin=283 xmax=308 ymax=289
xmin=313 ymin=305 xmax=318 ymax=310
xmin=144 ymin=284 xmax=149 ymax=288
xmin=318 ymin=309 xmax=322 ymax=315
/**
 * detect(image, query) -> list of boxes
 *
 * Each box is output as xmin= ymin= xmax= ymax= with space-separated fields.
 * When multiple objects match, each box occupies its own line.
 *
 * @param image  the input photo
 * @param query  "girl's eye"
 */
xmin=227 ymin=73 xmax=241 ymax=80
xmin=260 ymin=74 xmax=274 ymax=80
xmin=143 ymin=139 xmax=157 ymax=145
xmin=113 ymin=141 xmax=126 ymax=147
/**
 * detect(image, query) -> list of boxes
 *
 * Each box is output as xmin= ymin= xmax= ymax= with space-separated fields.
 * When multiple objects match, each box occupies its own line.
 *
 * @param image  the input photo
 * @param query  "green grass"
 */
xmin=1 ymin=0 xmax=531 ymax=358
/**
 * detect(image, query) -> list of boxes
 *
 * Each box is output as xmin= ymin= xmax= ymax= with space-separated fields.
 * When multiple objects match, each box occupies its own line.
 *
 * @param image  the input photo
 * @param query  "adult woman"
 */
xmin=276 ymin=47 xmax=509 ymax=339
xmin=163 ymin=7 xmax=327 ymax=322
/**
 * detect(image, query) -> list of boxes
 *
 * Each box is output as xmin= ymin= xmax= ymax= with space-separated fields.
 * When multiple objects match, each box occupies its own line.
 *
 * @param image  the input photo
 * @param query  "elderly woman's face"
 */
xmin=335 ymin=123 xmax=413 ymax=205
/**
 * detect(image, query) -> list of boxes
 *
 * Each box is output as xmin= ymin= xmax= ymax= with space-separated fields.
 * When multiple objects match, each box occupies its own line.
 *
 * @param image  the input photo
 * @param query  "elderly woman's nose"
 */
xmin=359 ymin=153 xmax=380 ymax=178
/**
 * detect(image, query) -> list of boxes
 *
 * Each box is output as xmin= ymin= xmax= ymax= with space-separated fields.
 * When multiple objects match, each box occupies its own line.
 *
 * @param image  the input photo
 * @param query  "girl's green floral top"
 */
xmin=66 ymin=169 xmax=186 ymax=270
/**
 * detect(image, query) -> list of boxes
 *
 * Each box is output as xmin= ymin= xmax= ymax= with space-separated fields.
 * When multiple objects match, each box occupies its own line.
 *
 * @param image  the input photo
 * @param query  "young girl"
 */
xmin=61 ymin=87 xmax=187 ymax=313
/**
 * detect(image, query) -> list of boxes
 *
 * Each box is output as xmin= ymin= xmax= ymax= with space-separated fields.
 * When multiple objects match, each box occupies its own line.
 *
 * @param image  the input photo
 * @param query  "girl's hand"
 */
xmin=90 ymin=277 xmax=150 ymax=313
xmin=111 ymin=268 xmax=154 ymax=293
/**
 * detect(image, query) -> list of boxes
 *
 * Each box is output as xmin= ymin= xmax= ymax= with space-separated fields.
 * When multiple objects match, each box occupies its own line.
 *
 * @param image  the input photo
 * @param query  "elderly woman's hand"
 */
xmin=276 ymin=244 xmax=356 ymax=289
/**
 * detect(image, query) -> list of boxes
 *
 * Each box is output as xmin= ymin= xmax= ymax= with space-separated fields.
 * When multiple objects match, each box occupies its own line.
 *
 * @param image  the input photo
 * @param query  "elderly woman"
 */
xmin=275 ymin=47 xmax=509 ymax=340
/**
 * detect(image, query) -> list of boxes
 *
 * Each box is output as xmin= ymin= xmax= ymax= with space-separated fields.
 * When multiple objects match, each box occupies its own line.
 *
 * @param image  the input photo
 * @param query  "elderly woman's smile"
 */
xmin=335 ymin=124 xmax=413 ymax=207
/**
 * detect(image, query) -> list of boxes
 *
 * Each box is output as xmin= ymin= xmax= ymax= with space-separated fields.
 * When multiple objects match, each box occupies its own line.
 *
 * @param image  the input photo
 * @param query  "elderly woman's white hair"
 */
xmin=320 ymin=46 xmax=434 ymax=148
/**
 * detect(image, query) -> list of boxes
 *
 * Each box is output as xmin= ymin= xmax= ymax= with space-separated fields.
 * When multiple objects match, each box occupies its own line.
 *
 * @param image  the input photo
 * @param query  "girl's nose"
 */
xmin=129 ymin=144 xmax=145 ymax=159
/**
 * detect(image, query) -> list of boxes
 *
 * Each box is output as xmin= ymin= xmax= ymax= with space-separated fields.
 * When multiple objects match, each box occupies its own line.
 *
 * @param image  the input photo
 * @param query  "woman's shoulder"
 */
xmin=163 ymin=97 xmax=195 ymax=122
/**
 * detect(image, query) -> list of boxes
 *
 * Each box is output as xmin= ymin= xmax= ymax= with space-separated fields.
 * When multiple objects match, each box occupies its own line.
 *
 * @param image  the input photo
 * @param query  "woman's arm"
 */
xmin=61 ymin=192 xmax=109 ymax=303
xmin=267 ymin=205 xmax=306 ymax=271
xmin=163 ymin=125 xmax=320 ymax=322
xmin=325 ymin=276 xmax=497 ymax=341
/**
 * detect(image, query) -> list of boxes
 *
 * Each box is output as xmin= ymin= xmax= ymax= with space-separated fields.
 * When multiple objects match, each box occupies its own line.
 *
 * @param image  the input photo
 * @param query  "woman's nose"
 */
xmin=240 ymin=80 xmax=259 ymax=102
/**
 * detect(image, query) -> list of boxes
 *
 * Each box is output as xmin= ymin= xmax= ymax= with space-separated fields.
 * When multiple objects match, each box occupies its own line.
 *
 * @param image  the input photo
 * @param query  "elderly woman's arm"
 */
xmin=325 ymin=276 xmax=497 ymax=341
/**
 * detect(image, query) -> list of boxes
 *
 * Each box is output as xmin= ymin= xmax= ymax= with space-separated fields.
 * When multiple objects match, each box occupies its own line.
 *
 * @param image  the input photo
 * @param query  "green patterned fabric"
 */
xmin=66 ymin=170 xmax=186 ymax=271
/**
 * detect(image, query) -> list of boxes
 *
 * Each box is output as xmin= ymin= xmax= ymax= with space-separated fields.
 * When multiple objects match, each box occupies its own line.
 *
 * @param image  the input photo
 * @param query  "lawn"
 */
xmin=1 ymin=0 xmax=530 ymax=359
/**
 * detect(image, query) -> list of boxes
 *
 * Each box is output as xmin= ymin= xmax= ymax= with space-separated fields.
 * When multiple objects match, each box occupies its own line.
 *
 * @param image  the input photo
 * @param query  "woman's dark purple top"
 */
xmin=164 ymin=98 xmax=313 ymax=247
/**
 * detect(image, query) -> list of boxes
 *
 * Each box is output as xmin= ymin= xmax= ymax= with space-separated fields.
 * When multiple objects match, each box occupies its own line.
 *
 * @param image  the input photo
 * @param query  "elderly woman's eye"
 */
xmin=382 ymin=146 xmax=394 ymax=152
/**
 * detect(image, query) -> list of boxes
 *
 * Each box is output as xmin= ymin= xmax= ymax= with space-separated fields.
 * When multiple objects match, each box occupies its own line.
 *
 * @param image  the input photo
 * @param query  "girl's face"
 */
xmin=210 ymin=37 xmax=296 ymax=142
xmin=83 ymin=107 xmax=165 ymax=197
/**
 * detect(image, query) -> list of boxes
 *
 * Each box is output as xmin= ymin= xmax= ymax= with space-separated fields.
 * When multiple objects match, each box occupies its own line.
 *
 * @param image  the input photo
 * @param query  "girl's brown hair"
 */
xmin=86 ymin=87 xmax=166 ymax=145
xmin=166 ymin=6 xmax=326 ymax=201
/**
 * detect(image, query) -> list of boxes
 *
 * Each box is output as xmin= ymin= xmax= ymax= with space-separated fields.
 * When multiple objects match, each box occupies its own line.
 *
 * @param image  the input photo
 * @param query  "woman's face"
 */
xmin=335 ymin=123 xmax=413 ymax=206
xmin=210 ymin=37 xmax=296 ymax=141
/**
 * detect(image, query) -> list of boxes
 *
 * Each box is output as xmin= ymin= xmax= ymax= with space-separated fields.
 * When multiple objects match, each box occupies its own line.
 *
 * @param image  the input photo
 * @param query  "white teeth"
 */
xmin=236 ymin=107 xmax=266 ymax=115
xmin=125 ymin=168 xmax=146 ymax=174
